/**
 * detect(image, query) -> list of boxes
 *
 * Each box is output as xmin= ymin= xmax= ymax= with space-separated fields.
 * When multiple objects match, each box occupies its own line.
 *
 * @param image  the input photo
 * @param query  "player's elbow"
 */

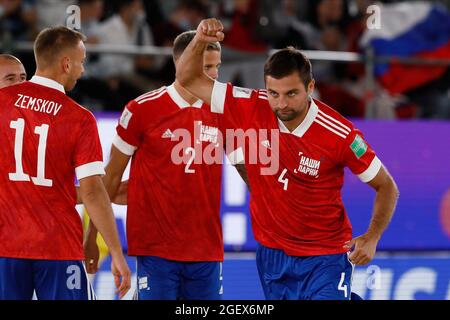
xmin=383 ymin=174 xmax=400 ymax=201
xmin=393 ymin=180 xmax=400 ymax=200
xmin=79 ymin=175 xmax=108 ymax=204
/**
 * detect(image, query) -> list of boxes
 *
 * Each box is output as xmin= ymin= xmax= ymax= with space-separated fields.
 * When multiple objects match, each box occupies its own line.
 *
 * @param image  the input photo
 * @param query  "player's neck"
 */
xmin=34 ymin=70 xmax=66 ymax=90
xmin=281 ymin=100 xmax=310 ymax=133
xmin=173 ymin=80 xmax=199 ymax=105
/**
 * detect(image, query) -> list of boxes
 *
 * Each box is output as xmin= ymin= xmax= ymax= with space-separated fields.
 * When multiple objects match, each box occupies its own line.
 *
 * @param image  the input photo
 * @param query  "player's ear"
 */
xmin=307 ymin=79 xmax=315 ymax=96
xmin=62 ymin=56 xmax=71 ymax=74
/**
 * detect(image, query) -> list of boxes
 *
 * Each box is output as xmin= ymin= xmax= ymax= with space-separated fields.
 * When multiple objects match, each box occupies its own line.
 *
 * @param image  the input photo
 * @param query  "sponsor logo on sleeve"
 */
xmin=232 ymin=87 xmax=252 ymax=98
xmin=350 ymin=135 xmax=368 ymax=158
xmin=119 ymin=108 xmax=133 ymax=129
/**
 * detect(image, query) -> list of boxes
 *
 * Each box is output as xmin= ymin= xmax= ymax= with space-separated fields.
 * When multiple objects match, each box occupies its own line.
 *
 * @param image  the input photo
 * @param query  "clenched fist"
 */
xmin=196 ymin=18 xmax=225 ymax=43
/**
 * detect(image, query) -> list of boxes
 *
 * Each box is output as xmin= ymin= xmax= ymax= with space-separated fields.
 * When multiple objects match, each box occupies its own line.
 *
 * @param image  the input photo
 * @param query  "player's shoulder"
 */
xmin=314 ymin=98 xmax=354 ymax=129
xmin=312 ymin=98 xmax=355 ymax=141
xmin=229 ymin=84 xmax=266 ymax=99
xmin=132 ymin=86 xmax=168 ymax=107
xmin=229 ymin=84 xmax=270 ymax=109
xmin=68 ymin=99 xmax=98 ymax=124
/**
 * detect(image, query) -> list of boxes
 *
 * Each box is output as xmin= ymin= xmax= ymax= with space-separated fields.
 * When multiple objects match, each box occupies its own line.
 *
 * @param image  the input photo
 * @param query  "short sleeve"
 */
xmin=113 ymin=100 xmax=142 ymax=156
xmin=211 ymin=81 xmax=262 ymax=130
xmin=74 ymin=112 xmax=105 ymax=180
xmin=342 ymin=129 xmax=382 ymax=183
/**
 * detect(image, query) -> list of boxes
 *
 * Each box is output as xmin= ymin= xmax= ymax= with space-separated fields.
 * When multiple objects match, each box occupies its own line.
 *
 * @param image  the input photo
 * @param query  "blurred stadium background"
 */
xmin=1 ymin=0 xmax=449 ymax=300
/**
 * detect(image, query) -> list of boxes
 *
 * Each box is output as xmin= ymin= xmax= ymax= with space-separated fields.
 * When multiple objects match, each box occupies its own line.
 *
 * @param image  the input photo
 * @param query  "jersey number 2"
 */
xmin=184 ymin=147 xmax=196 ymax=174
xmin=9 ymin=118 xmax=53 ymax=187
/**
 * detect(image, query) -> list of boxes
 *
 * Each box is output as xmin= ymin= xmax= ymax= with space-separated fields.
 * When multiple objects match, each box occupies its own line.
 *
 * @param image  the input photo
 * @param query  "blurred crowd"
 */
xmin=1 ymin=0 xmax=449 ymax=118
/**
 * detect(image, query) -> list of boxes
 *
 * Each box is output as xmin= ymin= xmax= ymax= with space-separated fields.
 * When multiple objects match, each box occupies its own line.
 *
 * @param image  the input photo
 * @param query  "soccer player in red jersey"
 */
xmin=0 ymin=27 xmax=130 ymax=300
xmin=177 ymin=19 xmax=400 ymax=300
xmin=0 ymin=54 xmax=27 ymax=89
xmin=87 ymin=30 xmax=242 ymax=300
xmin=0 ymin=54 xmax=124 ymax=274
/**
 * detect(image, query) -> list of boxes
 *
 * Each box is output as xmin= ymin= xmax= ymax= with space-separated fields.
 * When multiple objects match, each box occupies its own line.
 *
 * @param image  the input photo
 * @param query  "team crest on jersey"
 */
xmin=196 ymin=121 xmax=219 ymax=144
xmin=119 ymin=108 xmax=133 ymax=129
xmin=294 ymin=152 xmax=321 ymax=178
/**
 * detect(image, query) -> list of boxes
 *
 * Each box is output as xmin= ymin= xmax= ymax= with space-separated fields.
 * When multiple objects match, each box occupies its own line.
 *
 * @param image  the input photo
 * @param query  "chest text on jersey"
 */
xmin=294 ymin=152 xmax=321 ymax=178
xmin=196 ymin=121 xmax=219 ymax=145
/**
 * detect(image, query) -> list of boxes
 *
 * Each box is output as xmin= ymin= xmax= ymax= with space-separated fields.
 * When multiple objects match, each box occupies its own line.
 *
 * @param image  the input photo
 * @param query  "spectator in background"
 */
xmin=0 ymin=0 xmax=36 ymax=85
xmin=305 ymin=0 xmax=349 ymax=79
xmin=78 ymin=0 xmax=103 ymax=44
xmin=88 ymin=0 xmax=164 ymax=110
xmin=298 ymin=0 xmax=366 ymax=118
xmin=215 ymin=0 xmax=268 ymax=89
xmin=220 ymin=0 xmax=267 ymax=54
xmin=150 ymin=0 xmax=208 ymax=85
xmin=67 ymin=0 xmax=109 ymax=110
xmin=269 ymin=0 xmax=309 ymax=50
xmin=35 ymin=0 xmax=74 ymax=29
xmin=0 ymin=0 xmax=37 ymax=40
xmin=152 ymin=0 xmax=207 ymax=47
xmin=141 ymin=0 xmax=164 ymax=30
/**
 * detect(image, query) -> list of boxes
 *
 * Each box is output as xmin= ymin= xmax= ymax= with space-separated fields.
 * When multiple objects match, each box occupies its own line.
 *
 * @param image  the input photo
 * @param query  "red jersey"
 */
xmin=0 ymin=76 xmax=104 ymax=260
xmin=211 ymin=81 xmax=382 ymax=256
xmin=114 ymin=84 xmax=223 ymax=261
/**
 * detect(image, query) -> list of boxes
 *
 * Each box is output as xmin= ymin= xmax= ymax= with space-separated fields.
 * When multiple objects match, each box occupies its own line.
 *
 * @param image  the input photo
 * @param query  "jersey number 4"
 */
xmin=9 ymin=118 xmax=53 ymax=187
xmin=278 ymin=168 xmax=289 ymax=191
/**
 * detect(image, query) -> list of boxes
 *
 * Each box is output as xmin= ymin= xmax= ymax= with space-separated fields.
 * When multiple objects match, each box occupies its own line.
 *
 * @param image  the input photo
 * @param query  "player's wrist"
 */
xmin=109 ymin=247 xmax=125 ymax=259
xmin=365 ymin=230 xmax=382 ymax=241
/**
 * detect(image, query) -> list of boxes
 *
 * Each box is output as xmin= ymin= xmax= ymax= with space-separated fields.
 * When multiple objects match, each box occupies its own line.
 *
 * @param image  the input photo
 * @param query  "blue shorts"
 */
xmin=136 ymin=256 xmax=223 ymax=300
xmin=0 ymin=258 xmax=96 ymax=300
xmin=256 ymin=244 xmax=355 ymax=300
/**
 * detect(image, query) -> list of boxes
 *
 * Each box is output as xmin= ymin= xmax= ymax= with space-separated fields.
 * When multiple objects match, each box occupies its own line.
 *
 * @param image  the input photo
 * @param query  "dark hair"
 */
xmin=172 ymin=30 xmax=221 ymax=61
xmin=264 ymin=47 xmax=313 ymax=87
xmin=34 ymin=26 xmax=86 ymax=69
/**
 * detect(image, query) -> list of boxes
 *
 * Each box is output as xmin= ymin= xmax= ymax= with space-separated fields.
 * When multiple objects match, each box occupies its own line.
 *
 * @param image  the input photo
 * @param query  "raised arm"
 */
xmin=176 ymin=18 xmax=225 ymax=105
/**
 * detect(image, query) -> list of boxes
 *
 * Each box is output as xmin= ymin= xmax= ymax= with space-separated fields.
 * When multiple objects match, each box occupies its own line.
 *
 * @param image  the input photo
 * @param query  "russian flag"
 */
xmin=360 ymin=2 xmax=450 ymax=94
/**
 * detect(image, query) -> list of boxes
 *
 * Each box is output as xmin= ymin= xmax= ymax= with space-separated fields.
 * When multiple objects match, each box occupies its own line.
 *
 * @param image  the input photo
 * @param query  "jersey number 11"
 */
xmin=9 ymin=118 xmax=53 ymax=187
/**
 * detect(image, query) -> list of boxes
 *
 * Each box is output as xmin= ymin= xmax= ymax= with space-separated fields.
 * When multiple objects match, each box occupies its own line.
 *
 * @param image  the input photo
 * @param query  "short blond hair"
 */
xmin=34 ymin=26 xmax=86 ymax=68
